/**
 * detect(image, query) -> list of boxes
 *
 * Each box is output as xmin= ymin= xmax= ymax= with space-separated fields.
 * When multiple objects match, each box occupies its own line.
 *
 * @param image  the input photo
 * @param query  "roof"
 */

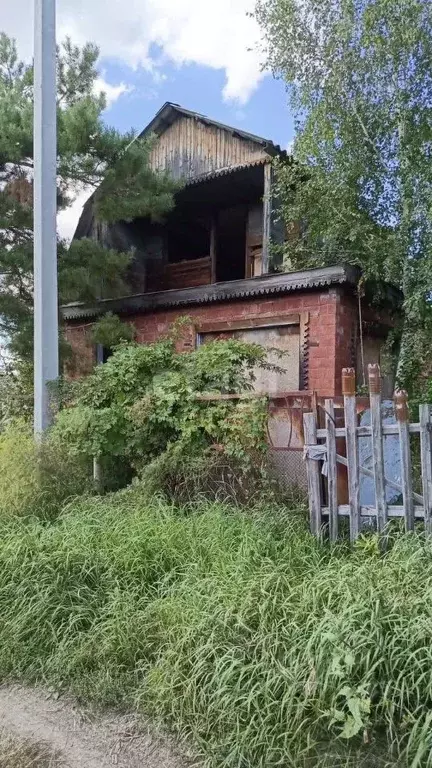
xmin=62 ymin=264 xmax=360 ymax=321
xmin=139 ymin=102 xmax=283 ymax=155
xmin=73 ymin=103 xmax=288 ymax=241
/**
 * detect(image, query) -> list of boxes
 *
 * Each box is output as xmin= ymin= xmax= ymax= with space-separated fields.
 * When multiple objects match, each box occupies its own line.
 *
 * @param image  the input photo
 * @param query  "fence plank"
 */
xmin=322 ymin=504 xmax=425 ymax=519
xmin=368 ymin=364 xmax=387 ymax=532
xmin=420 ymin=404 xmax=432 ymax=534
xmin=342 ymin=368 xmax=361 ymax=542
xmin=303 ymin=411 xmax=322 ymax=537
xmin=325 ymin=399 xmax=338 ymax=542
xmin=394 ymin=390 xmax=414 ymax=531
xmin=317 ymin=424 xmax=421 ymax=438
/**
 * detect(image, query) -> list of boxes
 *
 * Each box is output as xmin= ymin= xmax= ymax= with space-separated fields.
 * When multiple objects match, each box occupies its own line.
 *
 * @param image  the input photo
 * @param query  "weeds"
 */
xmin=1 ymin=489 xmax=432 ymax=766
xmin=0 ymin=732 xmax=61 ymax=767
xmin=0 ymin=423 xmax=92 ymax=520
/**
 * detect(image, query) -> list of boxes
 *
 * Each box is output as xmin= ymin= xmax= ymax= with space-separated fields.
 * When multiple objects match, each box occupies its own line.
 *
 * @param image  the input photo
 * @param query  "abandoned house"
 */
xmin=63 ymin=103 xmax=399 ymax=401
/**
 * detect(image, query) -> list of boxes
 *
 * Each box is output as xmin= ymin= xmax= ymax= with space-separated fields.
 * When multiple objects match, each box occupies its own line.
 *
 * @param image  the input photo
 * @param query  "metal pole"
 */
xmin=33 ymin=0 xmax=59 ymax=435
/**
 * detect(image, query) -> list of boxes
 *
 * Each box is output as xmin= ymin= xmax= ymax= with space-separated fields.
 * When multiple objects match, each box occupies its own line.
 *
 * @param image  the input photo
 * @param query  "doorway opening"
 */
xmin=216 ymin=205 xmax=247 ymax=282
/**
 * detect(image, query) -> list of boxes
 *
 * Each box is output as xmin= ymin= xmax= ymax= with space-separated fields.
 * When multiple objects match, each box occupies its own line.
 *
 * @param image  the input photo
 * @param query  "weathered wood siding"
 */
xmin=149 ymin=115 xmax=268 ymax=180
xmin=247 ymin=203 xmax=263 ymax=242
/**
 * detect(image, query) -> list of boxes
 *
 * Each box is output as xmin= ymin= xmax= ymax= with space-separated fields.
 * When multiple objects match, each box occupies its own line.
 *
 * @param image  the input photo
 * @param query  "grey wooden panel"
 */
xmin=369 ymin=389 xmax=387 ymax=532
xmin=398 ymin=418 xmax=414 ymax=531
xmin=322 ymin=505 xmax=425 ymax=519
xmin=317 ymin=424 xmax=421 ymax=438
xmin=344 ymin=394 xmax=361 ymax=541
xmin=325 ymin=399 xmax=338 ymax=543
xmin=262 ymin=163 xmax=272 ymax=274
xmin=420 ymin=404 xmax=432 ymax=534
xmin=303 ymin=411 xmax=322 ymax=538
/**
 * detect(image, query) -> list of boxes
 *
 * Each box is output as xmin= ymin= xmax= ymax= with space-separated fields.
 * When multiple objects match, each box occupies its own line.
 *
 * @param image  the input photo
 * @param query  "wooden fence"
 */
xmin=303 ymin=365 xmax=432 ymax=541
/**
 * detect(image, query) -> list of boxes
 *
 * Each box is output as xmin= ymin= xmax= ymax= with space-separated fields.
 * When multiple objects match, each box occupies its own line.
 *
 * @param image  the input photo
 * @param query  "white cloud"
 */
xmin=2 ymin=0 xmax=264 ymax=104
xmin=57 ymin=187 xmax=93 ymax=242
xmin=93 ymin=75 xmax=133 ymax=108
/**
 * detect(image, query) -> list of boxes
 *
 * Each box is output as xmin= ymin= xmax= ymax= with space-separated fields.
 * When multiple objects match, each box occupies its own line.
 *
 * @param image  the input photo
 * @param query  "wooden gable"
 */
xmin=148 ymin=114 xmax=269 ymax=181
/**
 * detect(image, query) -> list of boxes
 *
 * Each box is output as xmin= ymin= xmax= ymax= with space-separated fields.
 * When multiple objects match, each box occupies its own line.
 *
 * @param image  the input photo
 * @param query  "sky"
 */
xmin=1 ymin=0 xmax=294 ymax=239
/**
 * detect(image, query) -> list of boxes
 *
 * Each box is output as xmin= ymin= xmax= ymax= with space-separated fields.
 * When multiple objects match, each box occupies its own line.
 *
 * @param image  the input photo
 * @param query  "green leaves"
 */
xmin=329 ymin=685 xmax=371 ymax=740
xmin=0 ymin=32 xmax=177 ymax=363
xmin=94 ymin=136 xmax=181 ymax=224
xmin=52 ymin=335 xmax=269 ymax=478
xmin=255 ymin=0 xmax=432 ymax=394
xmin=91 ymin=313 xmax=136 ymax=350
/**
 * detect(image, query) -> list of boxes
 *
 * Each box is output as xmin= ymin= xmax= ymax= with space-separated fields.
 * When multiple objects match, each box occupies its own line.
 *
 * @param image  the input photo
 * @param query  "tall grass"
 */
xmin=1 ymin=489 xmax=432 ymax=766
xmin=0 ymin=423 xmax=92 ymax=520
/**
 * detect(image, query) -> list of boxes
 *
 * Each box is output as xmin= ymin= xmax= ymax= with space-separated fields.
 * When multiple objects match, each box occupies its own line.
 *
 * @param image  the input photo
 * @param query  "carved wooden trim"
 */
xmin=196 ymin=314 xmax=300 ymax=335
xmin=300 ymin=311 xmax=310 ymax=390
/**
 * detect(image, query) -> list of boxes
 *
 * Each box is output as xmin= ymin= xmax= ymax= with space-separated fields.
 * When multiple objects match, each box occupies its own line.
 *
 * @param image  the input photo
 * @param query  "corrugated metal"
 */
xmin=61 ymin=265 xmax=360 ymax=321
xmin=149 ymin=115 xmax=268 ymax=181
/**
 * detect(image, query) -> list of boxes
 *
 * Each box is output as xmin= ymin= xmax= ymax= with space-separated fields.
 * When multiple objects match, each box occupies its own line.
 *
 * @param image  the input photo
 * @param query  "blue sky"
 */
xmin=104 ymin=56 xmax=294 ymax=150
xmin=3 ymin=0 xmax=295 ymax=236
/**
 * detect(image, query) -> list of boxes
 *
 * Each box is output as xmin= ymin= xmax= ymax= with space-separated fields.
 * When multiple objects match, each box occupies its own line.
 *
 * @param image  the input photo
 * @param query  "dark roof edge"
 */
xmin=62 ymin=264 xmax=360 ymax=322
xmin=139 ymin=102 xmax=284 ymax=155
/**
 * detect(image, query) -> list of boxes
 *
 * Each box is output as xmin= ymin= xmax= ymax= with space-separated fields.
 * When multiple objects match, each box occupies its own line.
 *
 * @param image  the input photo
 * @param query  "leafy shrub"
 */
xmin=0 ymin=362 xmax=34 ymax=428
xmin=53 ymin=332 xmax=272 ymax=498
xmin=0 ymin=423 xmax=92 ymax=520
xmin=91 ymin=311 xmax=136 ymax=348
xmin=1 ymin=490 xmax=432 ymax=766
xmin=141 ymin=443 xmax=273 ymax=504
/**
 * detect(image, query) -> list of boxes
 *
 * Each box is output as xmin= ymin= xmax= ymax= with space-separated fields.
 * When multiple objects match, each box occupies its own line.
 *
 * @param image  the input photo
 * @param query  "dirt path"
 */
xmin=0 ymin=684 xmax=193 ymax=768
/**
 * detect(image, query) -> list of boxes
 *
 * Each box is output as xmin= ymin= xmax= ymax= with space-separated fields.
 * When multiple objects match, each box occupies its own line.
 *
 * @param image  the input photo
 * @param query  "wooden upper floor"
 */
xmin=73 ymin=103 xmax=290 ymax=296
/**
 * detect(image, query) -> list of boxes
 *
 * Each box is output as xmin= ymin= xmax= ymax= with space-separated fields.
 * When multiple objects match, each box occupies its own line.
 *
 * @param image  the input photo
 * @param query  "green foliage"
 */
xmin=0 ymin=32 xmax=177 ymax=361
xmin=53 ymin=333 xmax=270 ymax=496
xmin=0 ymin=423 xmax=92 ymax=519
xmin=255 ymin=0 xmax=432 ymax=394
xmin=141 ymin=431 xmax=271 ymax=505
xmin=94 ymin=135 xmax=180 ymax=223
xmin=2 ymin=489 xmax=432 ymax=765
xmin=0 ymin=361 xmax=34 ymax=427
xmin=91 ymin=312 xmax=136 ymax=349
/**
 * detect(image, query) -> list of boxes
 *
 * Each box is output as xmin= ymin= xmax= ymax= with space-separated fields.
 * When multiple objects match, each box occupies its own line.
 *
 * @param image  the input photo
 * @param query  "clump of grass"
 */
xmin=1 ymin=490 xmax=432 ymax=766
xmin=0 ymin=732 xmax=61 ymax=767
xmin=0 ymin=423 xmax=92 ymax=520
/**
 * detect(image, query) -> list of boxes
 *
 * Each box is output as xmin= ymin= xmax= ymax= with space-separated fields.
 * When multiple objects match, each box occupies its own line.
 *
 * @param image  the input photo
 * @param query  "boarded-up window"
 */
xmin=200 ymin=324 xmax=300 ymax=395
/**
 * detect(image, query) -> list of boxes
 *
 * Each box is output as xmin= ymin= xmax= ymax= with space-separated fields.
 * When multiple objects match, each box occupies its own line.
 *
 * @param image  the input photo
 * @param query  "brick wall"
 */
xmin=66 ymin=286 xmax=361 ymax=396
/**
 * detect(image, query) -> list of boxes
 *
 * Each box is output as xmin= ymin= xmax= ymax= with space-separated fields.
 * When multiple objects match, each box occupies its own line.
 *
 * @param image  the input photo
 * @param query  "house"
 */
xmin=62 ymin=103 xmax=398 ymax=399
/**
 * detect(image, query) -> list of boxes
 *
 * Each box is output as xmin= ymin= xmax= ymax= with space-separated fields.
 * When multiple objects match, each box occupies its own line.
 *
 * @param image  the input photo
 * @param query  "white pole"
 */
xmin=33 ymin=0 xmax=59 ymax=435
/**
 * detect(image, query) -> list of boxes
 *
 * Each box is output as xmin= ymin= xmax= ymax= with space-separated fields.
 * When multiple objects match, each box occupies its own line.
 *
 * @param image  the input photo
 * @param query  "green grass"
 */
xmin=1 ymin=489 xmax=432 ymax=766
xmin=0 ymin=424 xmax=91 ymax=520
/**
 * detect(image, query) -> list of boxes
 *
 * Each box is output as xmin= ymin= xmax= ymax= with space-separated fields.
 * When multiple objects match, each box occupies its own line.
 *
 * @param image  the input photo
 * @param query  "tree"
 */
xmin=0 ymin=32 xmax=177 ymax=361
xmin=255 ymin=0 xmax=432 ymax=392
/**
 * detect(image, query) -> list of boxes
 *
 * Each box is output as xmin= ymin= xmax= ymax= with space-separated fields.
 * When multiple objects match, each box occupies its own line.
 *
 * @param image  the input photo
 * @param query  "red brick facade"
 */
xmin=65 ymin=285 xmax=361 ymax=397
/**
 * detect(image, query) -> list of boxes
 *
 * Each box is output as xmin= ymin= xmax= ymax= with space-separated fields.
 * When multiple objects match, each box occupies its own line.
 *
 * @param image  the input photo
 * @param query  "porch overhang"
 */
xmin=61 ymin=264 xmax=360 ymax=322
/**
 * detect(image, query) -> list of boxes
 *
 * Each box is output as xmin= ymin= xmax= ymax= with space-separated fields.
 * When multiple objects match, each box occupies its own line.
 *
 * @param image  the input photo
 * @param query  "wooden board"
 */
xmin=303 ymin=412 xmax=322 ymax=537
xmin=325 ymin=399 xmax=338 ymax=543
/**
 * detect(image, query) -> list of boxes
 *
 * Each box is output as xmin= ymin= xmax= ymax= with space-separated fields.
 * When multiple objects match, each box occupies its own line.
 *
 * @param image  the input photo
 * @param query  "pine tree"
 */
xmin=0 ymin=32 xmax=177 ymax=361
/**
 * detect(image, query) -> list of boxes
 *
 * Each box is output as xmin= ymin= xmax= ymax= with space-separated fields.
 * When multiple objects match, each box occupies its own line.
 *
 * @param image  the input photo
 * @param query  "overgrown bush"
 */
xmin=53 ymin=330 xmax=273 ymax=499
xmin=0 ymin=423 xmax=92 ymax=520
xmin=2 ymin=490 xmax=432 ymax=766
xmin=141 ymin=442 xmax=273 ymax=504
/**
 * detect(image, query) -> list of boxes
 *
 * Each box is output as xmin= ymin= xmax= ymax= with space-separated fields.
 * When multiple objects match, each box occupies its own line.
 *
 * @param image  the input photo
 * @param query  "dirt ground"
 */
xmin=0 ymin=684 xmax=193 ymax=768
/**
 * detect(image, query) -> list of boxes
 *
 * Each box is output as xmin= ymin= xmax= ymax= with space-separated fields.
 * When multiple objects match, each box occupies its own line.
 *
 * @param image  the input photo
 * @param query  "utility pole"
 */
xmin=33 ymin=0 xmax=59 ymax=435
